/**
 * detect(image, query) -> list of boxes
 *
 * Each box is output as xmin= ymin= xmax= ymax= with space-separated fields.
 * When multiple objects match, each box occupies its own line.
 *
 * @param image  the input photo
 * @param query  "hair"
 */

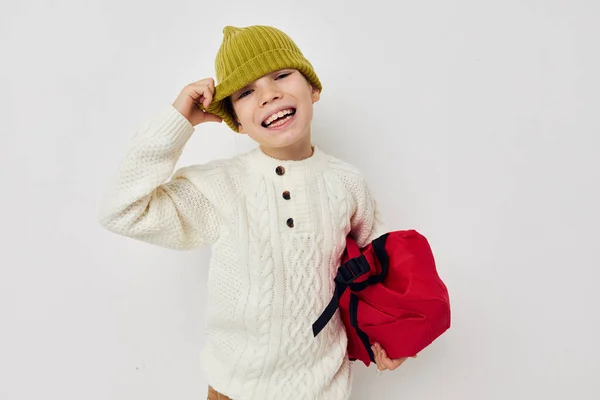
xmin=223 ymin=96 xmax=239 ymax=128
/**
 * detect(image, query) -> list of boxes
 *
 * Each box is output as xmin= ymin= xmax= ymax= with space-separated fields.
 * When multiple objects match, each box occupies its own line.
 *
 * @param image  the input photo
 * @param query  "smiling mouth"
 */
xmin=262 ymin=108 xmax=297 ymax=128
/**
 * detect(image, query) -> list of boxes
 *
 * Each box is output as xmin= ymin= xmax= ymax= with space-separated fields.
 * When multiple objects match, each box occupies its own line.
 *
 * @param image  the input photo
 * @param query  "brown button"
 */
xmin=282 ymin=191 xmax=291 ymax=200
xmin=275 ymin=166 xmax=285 ymax=176
xmin=286 ymin=218 xmax=294 ymax=228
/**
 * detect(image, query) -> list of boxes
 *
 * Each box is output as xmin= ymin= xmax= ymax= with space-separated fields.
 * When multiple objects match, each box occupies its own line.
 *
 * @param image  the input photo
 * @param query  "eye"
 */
xmin=276 ymin=72 xmax=292 ymax=80
xmin=238 ymin=89 xmax=253 ymax=99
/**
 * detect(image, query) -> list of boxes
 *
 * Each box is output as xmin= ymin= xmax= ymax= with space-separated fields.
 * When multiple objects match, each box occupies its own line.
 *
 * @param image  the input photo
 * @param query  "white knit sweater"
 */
xmin=99 ymin=104 xmax=384 ymax=400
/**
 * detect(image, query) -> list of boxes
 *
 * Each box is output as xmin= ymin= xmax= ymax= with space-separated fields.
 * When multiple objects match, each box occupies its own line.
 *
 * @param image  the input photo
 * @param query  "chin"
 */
xmin=252 ymin=127 xmax=308 ymax=147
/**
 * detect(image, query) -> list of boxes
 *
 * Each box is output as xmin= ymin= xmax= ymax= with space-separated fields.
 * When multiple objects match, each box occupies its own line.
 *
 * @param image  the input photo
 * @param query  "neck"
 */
xmin=259 ymin=137 xmax=314 ymax=161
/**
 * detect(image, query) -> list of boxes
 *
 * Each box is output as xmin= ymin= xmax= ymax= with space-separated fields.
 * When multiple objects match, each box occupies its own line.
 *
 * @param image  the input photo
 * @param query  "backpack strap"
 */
xmin=349 ymin=293 xmax=376 ymax=363
xmin=312 ymin=233 xmax=390 ymax=337
xmin=312 ymin=254 xmax=371 ymax=337
xmin=349 ymin=233 xmax=390 ymax=291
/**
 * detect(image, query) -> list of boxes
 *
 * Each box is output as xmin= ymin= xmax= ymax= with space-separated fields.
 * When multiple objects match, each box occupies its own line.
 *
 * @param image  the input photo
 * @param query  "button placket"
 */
xmin=275 ymin=165 xmax=295 ymax=228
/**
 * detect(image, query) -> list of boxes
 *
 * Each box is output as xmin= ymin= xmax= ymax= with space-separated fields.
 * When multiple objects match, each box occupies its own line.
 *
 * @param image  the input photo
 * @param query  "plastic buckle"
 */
xmin=335 ymin=255 xmax=370 ymax=285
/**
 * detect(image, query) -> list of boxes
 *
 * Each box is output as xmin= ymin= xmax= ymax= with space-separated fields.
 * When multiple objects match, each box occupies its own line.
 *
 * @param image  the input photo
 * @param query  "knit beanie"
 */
xmin=200 ymin=25 xmax=323 ymax=133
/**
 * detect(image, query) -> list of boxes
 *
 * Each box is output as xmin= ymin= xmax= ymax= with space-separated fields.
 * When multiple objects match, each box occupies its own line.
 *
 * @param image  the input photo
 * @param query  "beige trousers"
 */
xmin=207 ymin=385 xmax=233 ymax=400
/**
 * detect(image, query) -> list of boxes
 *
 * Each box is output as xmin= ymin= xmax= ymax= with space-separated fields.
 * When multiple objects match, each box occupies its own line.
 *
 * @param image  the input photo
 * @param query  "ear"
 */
xmin=311 ymin=85 xmax=321 ymax=103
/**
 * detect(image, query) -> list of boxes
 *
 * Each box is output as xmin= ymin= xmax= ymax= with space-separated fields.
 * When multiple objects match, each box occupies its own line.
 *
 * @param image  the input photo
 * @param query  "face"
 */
xmin=230 ymin=69 xmax=320 ymax=157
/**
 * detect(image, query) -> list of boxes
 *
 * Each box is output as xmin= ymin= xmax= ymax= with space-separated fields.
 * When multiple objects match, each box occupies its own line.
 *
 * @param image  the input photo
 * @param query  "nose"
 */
xmin=259 ymin=82 xmax=283 ymax=107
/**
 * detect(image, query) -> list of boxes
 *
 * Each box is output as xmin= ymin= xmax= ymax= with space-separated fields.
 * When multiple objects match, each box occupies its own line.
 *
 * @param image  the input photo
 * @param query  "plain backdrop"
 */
xmin=1 ymin=0 xmax=599 ymax=399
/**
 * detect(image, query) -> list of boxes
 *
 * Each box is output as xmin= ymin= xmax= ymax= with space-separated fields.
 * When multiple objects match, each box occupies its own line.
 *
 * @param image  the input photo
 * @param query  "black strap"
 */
xmin=373 ymin=233 xmax=390 ymax=280
xmin=312 ymin=254 xmax=371 ymax=336
xmin=349 ymin=293 xmax=375 ymax=362
xmin=312 ymin=233 xmax=391 ymax=337
xmin=348 ymin=233 xmax=390 ymax=291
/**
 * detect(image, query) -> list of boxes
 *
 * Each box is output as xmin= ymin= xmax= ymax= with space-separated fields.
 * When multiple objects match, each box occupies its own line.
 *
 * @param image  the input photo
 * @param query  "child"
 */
xmin=99 ymin=25 xmax=409 ymax=400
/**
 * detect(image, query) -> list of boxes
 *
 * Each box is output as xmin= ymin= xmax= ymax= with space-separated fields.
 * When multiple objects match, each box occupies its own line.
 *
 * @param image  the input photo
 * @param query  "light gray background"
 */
xmin=1 ymin=0 xmax=598 ymax=399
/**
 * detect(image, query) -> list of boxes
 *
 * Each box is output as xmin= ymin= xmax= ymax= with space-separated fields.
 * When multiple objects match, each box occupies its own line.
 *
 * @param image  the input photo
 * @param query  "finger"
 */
xmin=377 ymin=353 xmax=386 ymax=371
xmin=379 ymin=346 xmax=387 ymax=359
xmin=378 ymin=344 xmax=390 ymax=362
xmin=371 ymin=346 xmax=378 ymax=366
xmin=187 ymin=84 xmax=208 ymax=105
xmin=199 ymin=79 xmax=216 ymax=108
xmin=199 ymin=86 xmax=213 ymax=109
xmin=371 ymin=346 xmax=381 ymax=370
xmin=374 ymin=343 xmax=385 ymax=370
xmin=188 ymin=82 xmax=213 ymax=104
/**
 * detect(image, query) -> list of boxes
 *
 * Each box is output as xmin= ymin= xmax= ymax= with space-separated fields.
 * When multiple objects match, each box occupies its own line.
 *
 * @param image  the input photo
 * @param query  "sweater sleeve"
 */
xmin=98 ymin=104 xmax=221 ymax=250
xmin=350 ymin=174 xmax=386 ymax=248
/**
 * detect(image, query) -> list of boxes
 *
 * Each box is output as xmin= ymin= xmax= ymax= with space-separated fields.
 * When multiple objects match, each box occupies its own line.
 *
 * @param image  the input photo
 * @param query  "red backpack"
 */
xmin=313 ymin=230 xmax=451 ymax=366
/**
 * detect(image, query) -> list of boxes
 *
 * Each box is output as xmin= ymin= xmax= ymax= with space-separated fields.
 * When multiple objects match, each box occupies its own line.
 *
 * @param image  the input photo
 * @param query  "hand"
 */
xmin=371 ymin=342 xmax=417 ymax=372
xmin=172 ymin=78 xmax=223 ymax=127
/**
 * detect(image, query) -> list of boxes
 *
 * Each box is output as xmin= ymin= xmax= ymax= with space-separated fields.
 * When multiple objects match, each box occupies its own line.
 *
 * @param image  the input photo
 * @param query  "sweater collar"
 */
xmin=246 ymin=145 xmax=329 ymax=177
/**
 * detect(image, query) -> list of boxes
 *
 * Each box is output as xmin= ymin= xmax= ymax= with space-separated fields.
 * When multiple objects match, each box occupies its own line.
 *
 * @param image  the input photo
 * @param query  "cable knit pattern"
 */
xmin=273 ymin=233 xmax=323 ymax=393
xmin=98 ymin=103 xmax=383 ymax=400
xmin=239 ymin=176 xmax=275 ymax=396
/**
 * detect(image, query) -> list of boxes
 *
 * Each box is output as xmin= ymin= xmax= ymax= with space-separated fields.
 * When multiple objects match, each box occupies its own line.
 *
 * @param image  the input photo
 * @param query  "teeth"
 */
xmin=269 ymin=115 xmax=293 ymax=127
xmin=264 ymin=108 xmax=294 ymax=125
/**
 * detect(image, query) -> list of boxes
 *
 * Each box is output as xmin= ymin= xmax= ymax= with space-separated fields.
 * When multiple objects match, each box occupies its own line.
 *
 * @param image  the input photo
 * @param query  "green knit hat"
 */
xmin=200 ymin=25 xmax=323 ymax=133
